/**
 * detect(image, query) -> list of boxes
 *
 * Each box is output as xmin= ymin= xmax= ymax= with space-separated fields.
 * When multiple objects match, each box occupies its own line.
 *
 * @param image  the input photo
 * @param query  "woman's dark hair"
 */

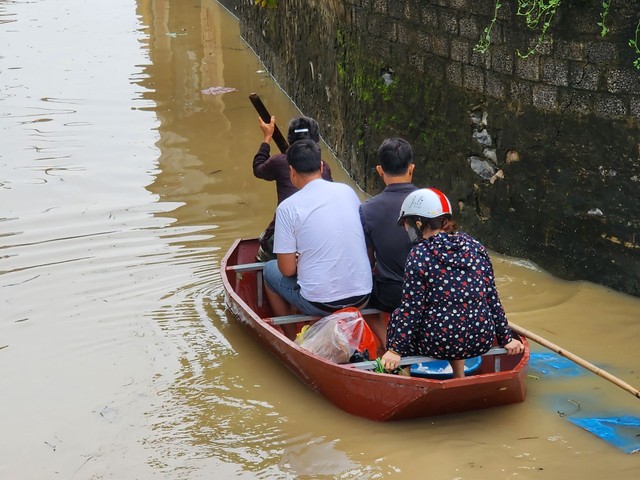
xmin=411 ymin=215 xmax=457 ymax=233
xmin=377 ymin=137 xmax=413 ymax=175
xmin=286 ymin=139 xmax=321 ymax=174
xmin=287 ymin=117 xmax=320 ymax=144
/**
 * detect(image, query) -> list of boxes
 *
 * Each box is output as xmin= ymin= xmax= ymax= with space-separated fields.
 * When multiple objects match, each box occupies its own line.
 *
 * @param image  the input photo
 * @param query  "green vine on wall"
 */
xmin=474 ymin=0 xmax=640 ymax=69
xmin=474 ymin=0 xmax=562 ymax=58
xmin=598 ymin=0 xmax=611 ymax=36
xmin=631 ymin=19 xmax=640 ymax=69
xmin=475 ymin=1 xmax=503 ymax=54
xmin=515 ymin=0 xmax=561 ymax=58
xmin=255 ymin=1 xmax=639 ymax=70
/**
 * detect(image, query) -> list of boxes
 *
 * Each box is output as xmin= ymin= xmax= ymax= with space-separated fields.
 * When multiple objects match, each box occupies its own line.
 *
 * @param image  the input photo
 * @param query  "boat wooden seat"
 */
xmin=226 ymin=262 xmax=266 ymax=307
xmin=347 ymin=347 xmax=508 ymax=371
xmin=225 ymin=261 xmax=266 ymax=272
xmin=266 ymin=308 xmax=382 ymax=325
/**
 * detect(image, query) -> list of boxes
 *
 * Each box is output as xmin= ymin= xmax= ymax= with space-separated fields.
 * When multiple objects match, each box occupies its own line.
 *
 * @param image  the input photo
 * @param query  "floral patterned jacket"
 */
xmin=386 ymin=232 xmax=513 ymax=359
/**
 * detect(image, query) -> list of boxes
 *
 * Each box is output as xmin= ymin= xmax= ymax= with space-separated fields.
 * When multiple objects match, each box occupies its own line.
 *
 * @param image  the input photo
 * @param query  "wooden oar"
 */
xmin=249 ymin=93 xmax=289 ymax=153
xmin=510 ymin=322 xmax=640 ymax=399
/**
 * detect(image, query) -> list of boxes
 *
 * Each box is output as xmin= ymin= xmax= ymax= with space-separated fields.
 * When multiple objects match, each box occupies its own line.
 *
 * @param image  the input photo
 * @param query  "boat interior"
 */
xmin=223 ymin=238 xmax=527 ymax=378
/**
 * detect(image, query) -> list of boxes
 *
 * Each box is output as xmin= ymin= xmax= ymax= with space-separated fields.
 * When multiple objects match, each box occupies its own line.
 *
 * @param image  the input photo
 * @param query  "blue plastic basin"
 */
xmin=410 ymin=356 xmax=482 ymax=379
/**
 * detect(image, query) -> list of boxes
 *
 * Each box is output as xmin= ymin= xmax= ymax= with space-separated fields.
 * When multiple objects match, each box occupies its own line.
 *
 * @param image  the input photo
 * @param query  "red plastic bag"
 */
xmin=295 ymin=307 xmax=378 ymax=363
xmin=341 ymin=307 xmax=378 ymax=360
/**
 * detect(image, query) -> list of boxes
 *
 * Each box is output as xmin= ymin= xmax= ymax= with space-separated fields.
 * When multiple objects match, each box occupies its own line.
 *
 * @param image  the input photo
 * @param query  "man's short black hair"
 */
xmin=287 ymin=116 xmax=320 ymax=144
xmin=377 ymin=137 xmax=413 ymax=175
xmin=287 ymin=139 xmax=321 ymax=174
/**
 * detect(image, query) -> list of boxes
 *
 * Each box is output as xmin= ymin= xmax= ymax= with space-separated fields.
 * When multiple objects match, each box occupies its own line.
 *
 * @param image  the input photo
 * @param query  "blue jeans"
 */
xmin=263 ymin=260 xmax=330 ymax=316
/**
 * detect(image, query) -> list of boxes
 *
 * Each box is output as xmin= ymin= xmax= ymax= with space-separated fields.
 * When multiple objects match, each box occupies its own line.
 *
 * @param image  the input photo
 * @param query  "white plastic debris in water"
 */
xmin=201 ymin=86 xmax=238 ymax=95
xmin=588 ymin=208 xmax=604 ymax=216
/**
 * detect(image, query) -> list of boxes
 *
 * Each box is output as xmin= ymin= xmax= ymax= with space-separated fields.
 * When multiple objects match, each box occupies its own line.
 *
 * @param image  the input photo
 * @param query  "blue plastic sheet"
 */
xmin=569 ymin=416 xmax=640 ymax=453
xmin=528 ymin=352 xmax=583 ymax=377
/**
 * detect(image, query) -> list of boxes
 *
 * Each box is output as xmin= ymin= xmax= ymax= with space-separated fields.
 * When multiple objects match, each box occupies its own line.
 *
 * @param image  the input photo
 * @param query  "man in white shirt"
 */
xmin=263 ymin=139 xmax=372 ymax=328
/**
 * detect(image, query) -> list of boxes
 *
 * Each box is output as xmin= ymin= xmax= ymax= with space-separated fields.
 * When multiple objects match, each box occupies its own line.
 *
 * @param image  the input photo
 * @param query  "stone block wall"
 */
xmin=220 ymin=0 xmax=640 ymax=297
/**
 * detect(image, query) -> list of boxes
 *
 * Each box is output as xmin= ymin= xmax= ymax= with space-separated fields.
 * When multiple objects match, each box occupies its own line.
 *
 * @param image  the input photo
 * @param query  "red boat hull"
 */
xmin=221 ymin=238 xmax=529 ymax=421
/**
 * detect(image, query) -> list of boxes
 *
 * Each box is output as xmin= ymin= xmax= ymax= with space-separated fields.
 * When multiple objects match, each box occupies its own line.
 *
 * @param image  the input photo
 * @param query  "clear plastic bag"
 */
xmin=295 ymin=308 xmax=373 ymax=363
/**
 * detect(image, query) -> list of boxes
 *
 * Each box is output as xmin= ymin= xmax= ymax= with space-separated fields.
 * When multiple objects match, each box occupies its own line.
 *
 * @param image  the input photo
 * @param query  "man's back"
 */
xmin=360 ymin=182 xmax=418 ymax=283
xmin=274 ymin=179 xmax=372 ymax=303
xmin=358 ymin=137 xmax=418 ymax=316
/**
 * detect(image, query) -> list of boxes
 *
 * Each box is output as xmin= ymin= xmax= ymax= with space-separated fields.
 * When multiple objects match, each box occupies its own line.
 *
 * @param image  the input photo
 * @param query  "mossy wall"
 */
xmin=220 ymin=0 xmax=640 ymax=297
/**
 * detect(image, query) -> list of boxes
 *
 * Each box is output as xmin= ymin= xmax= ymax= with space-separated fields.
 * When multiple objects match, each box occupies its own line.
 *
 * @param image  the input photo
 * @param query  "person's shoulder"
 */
xmin=455 ymin=232 xmax=487 ymax=251
xmin=337 ymin=182 xmax=360 ymax=196
xmin=395 ymin=182 xmax=419 ymax=193
xmin=320 ymin=179 xmax=349 ymax=190
xmin=407 ymin=241 xmax=428 ymax=259
xmin=269 ymin=152 xmax=287 ymax=163
xmin=320 ymin=159 xmax=333 ymax=178
xmin=361 ymin=185 xmax=398 ymax=207
xmin=277 ymin=191 xmax=299 ymax=212
xmin=457 ymin=231 xmax=479 ymax=244
xmin=360 ymin=192 xmax=380 ymax=211
xmin=358 ymin=191 xmax=372 ymax=219
xmin=259 ymin=151 xmax=287 ymax=168
xmin=324 ymin=181 xmax=361 ymax=202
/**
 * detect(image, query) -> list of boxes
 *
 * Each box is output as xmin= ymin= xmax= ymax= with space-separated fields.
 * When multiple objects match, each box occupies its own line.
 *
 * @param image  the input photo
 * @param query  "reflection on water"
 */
xmin=1 ymin=0 xmax=639 ymax=479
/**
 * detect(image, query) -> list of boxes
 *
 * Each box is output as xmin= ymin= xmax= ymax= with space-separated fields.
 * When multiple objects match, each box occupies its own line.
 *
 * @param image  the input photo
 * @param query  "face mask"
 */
xmin=407 ymin=227 xmax=419 ymax=243
xmin=405 ymin=220 xmax=422 ymax=243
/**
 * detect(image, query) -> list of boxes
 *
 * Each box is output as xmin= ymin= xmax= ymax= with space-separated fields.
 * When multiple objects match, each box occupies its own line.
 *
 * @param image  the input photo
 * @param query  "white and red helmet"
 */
xmin=397 ymin=188 xmax=452 ymax=225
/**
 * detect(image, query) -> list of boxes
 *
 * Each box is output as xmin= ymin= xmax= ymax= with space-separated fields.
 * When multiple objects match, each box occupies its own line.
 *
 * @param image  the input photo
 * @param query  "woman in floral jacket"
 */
xmin=380 ymin=188 xmax=524 ymax=377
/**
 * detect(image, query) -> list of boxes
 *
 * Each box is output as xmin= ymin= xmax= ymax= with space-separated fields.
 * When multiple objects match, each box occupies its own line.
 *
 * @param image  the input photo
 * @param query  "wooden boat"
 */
xmin=221 ymin=238 xmax=530 ymax=421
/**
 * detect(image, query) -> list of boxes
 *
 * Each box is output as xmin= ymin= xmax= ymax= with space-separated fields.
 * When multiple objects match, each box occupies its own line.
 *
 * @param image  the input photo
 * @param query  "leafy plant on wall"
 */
xmin=254 ymin=0 xmax=639 ymax=68
xmin=631 ymin=19 xmax=640 ymax=68
xmin=475 ymin=0 xmax=640 ymax=69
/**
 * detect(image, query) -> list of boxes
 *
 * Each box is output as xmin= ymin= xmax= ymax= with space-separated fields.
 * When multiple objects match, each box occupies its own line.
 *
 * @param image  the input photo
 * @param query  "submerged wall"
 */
xmin=220 ymin=0 xmax=640 ymax=297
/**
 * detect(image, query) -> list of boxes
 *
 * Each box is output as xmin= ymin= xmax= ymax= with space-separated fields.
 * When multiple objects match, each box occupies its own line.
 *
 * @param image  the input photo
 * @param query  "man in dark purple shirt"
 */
xmin=253 ymin=116 xmax=333 ymax=261
xmin=359 ymin=138 xmax=418 ymax=344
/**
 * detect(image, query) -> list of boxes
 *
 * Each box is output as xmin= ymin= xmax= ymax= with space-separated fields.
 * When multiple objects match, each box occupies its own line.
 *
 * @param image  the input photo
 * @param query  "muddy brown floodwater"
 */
xmin=1 ymin=0 xmax=639 ymax=478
